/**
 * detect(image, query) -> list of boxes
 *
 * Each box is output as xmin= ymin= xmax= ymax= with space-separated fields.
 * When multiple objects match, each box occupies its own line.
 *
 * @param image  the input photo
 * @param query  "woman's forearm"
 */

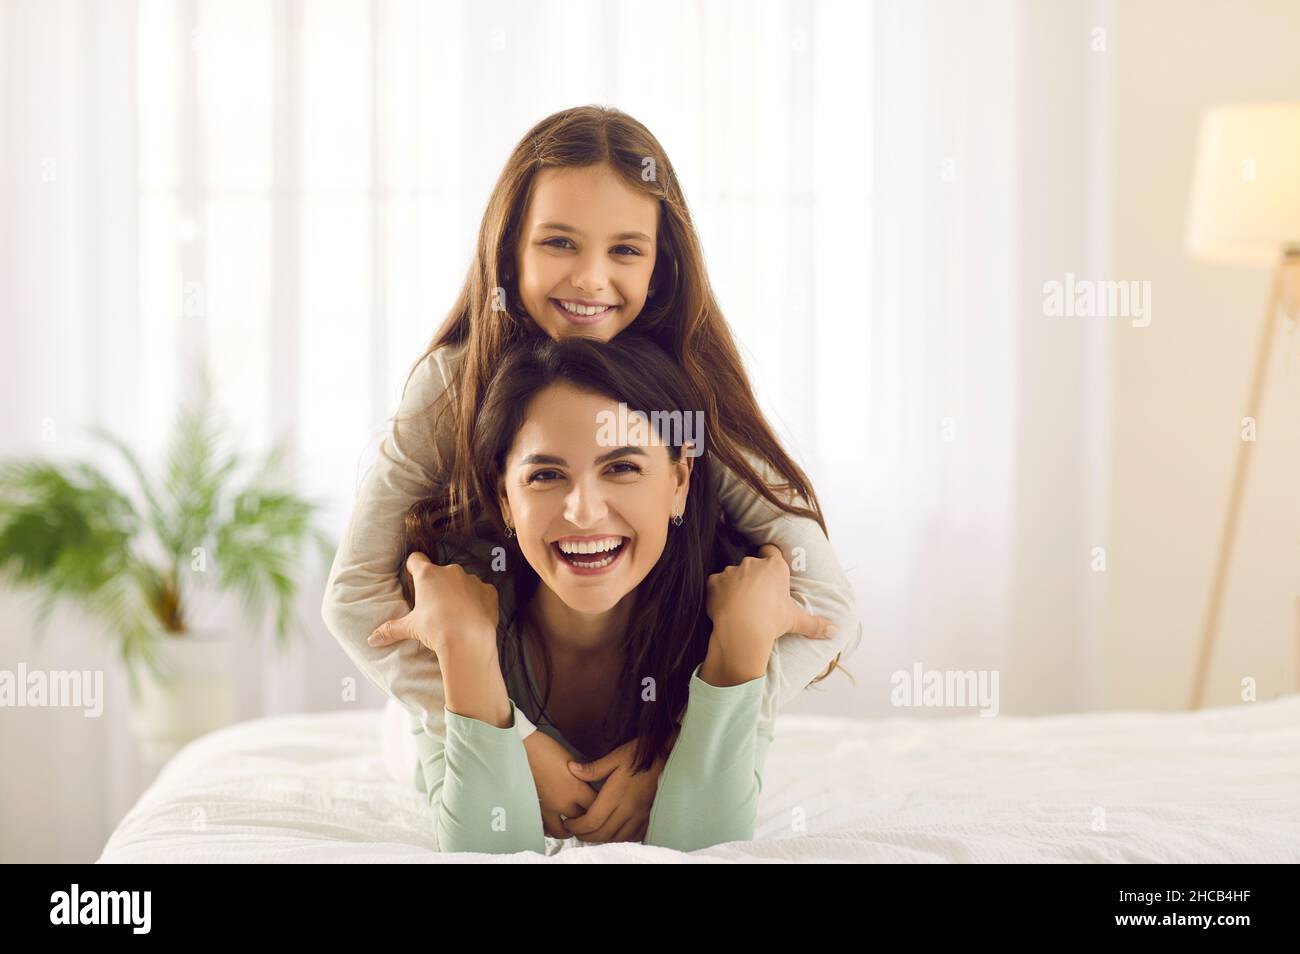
xmin=439 ymin=639 xmax=513 ymax=728
xmin=414 ymin=637 xmax=547 ymax=853
xmin=700 ymin=624 xmax=769 ymax=687
xmin=643 ymin=660 xmax=768 ymax=850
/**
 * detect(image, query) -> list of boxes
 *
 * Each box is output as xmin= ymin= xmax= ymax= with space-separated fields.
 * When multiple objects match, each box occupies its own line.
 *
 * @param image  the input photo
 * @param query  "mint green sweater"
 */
xmin=410 ymin=661 xmax=773 ymax=854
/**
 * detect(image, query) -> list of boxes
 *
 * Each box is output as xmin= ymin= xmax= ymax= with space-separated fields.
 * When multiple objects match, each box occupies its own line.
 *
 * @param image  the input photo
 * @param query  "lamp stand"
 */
xmin=1191 ymin=250 xmax=1300 ymax=709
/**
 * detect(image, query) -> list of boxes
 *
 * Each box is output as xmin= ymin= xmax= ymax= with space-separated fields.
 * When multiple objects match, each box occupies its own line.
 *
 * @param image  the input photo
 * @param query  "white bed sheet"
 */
xmin=97 ymin=694 xmax=1300 ymax=863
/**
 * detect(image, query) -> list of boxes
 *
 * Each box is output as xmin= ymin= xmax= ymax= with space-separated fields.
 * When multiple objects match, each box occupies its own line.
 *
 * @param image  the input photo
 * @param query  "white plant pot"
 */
xmin=127 ymin=627 xmax=237 ymax=763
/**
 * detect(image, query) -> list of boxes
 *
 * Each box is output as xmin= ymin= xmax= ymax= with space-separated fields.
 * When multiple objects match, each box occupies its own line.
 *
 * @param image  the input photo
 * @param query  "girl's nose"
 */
xmin=571 ymin=253 xmax=610 ymax=293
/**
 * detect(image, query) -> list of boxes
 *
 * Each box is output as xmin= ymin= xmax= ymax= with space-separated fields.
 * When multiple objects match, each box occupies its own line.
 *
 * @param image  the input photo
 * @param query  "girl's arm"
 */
xmin=320 ymin=346 xmax=538 ymax=743
xmin=642 ymin=661 xmax=770 ymax=851
xmin=712 ymin=447 xmax=862 ymax=736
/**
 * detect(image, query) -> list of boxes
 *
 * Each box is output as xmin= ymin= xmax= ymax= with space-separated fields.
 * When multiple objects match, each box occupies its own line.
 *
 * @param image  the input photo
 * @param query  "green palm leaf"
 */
xmin=0 ymin=361 xmax=336 ymax=692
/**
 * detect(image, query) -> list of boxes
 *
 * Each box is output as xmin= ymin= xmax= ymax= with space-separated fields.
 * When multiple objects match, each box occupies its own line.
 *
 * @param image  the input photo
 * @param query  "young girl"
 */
xmin=323 ymin=104 xmax=861 ymax=845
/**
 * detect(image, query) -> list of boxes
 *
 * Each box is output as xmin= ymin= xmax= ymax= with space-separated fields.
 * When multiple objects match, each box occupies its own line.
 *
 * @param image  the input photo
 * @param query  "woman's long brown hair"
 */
xmin=401 ymin=333 xmax=762 ymax=774
xmin=396 ymin=104 xmax=829 ymax=542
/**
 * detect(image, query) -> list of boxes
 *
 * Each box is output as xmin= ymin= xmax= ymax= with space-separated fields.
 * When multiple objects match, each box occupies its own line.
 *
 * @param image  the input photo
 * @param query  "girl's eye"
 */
xmin=525 ymin=462 xmax=642 ymax=484
xmin=542 ymin=237 xmax=641 ymax=256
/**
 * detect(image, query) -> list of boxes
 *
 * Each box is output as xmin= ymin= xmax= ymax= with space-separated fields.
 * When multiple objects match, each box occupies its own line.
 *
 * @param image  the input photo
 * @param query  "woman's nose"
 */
xmin=563 ymin=479 xmax=609 ymax=526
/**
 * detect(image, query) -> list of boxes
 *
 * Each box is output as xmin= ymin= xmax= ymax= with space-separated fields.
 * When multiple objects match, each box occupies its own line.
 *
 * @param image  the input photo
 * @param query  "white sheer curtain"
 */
xmin=0 ymin=0 xmax=1110 ymax=860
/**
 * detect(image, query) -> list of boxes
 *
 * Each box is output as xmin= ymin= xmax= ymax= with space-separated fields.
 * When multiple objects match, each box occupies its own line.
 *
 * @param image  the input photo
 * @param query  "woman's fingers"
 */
xmin=367 ymin=612 xmax=414 ymax=646
xmin=786 ymin=599 xmax=838 ymax=640
xmin=542 ymin=810 xmax=567 ymax=839
xmin=611 ymin=814 xmax=642 ymax=843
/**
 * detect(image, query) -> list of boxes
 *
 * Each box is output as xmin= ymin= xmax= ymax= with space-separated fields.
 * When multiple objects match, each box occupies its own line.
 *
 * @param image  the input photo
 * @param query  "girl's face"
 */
xmin=498 ymin=382 xmax=691 ymax=615
xmin=514 ymin=163 xmax=659 ymax=343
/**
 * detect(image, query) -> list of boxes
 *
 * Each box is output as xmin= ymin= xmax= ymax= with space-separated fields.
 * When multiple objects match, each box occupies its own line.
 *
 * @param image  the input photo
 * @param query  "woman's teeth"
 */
xmin=555 ymin=538 xmax=625 ymax=567
xmin=567 ymin=550 xmax=618 ymax=568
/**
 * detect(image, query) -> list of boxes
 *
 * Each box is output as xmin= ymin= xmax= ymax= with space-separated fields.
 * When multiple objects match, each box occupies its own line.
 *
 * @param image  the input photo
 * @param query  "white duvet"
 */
xmin=97 ymin=694 xmax=1300 ymax=863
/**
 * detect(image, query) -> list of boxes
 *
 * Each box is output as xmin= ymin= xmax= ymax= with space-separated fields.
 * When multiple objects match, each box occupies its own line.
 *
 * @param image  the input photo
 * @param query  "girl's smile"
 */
xmin=514 ymin=163 xmax=658 ymax=342
xmin=550 ymin=297 xmax=620 ymax=326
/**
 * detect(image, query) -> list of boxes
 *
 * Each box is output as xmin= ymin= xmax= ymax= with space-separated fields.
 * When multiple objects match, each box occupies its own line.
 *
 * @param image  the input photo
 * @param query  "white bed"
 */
xmin=96 ymin=694 xmax=1300 ymax=863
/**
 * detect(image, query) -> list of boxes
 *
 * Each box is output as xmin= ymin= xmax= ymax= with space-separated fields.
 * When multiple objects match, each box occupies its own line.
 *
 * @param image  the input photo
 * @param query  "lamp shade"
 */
xmin=1184 ymin=103 xmax=1300 ymax=267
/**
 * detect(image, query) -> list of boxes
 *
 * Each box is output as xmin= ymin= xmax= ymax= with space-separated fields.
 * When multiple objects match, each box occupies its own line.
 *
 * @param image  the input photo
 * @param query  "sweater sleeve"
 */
xmin=642 ymin=663 xmax=772 ymax=851
xmin=711 ymin=446 xmax=862 ymax=739
xmin=409 ymin=701 xmax=547 ymax=854
xmin=320 ymin=345 xmax=537 ymax=744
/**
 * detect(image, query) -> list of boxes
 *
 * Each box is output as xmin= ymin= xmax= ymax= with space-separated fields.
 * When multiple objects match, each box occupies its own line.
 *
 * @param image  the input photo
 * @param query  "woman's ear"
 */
xmin=497 ymin=476 xmax=513 ymax=527
xmin=673 ymin=446 xmax=694 ymax=513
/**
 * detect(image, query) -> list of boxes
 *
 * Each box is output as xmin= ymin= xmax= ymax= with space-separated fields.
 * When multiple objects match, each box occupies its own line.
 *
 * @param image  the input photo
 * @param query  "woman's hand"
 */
xmin=705 ymin=543 xmax=836 ymax=675
xmin=367 ymin=552 xmax=500 ymax=658
xmin=560 ymin=733 xmax=677 ymax=844
xmin=523 ymin=731 xmax=599 ymax=838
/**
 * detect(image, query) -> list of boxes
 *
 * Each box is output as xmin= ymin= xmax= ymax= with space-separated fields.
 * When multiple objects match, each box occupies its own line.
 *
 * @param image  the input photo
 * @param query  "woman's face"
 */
xmin=514 ymin=163 xmax=659 ymax=343
xmin=498 ymin=382 xmax=691 ymax=615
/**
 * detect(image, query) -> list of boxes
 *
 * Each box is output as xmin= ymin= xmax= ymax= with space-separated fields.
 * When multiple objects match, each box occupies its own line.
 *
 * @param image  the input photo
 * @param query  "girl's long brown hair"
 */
xmin=397 ymin=104 xmax=829 ymax=544
xmin=401 ymin=332 xmax=761 ymax=774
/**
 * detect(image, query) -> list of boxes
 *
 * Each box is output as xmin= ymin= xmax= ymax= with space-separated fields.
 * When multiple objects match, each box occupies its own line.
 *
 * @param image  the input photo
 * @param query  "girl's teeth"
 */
xmin=558 ymin=300 xmax=611 ymax=316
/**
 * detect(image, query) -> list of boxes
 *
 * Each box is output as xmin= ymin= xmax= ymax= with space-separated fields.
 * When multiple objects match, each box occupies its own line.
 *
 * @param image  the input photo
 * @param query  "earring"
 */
xmin=504 ymin=524 xmax=515 ymax=539
xmin=671 ymin=511 xmax=683 ymax=527
xmin=647 ymin=284 xmax=656 ymax=299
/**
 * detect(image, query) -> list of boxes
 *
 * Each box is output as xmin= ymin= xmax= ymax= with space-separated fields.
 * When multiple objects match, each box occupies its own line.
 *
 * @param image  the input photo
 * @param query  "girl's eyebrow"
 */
xmin=535 ymin=221 xmax=653 ymax=243
xmin=520 ymin=446 xmax=649 ymax=467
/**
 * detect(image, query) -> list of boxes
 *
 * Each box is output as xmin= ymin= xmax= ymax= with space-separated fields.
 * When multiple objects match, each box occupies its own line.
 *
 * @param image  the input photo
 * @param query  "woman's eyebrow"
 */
xmin=535 ymin=221 xmax=653 ymax=243
xmin=520 ymin=446 xmax=649 ymax=467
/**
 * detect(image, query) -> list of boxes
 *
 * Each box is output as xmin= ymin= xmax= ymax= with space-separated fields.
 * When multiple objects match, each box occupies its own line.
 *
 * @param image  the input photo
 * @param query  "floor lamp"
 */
xmin=1185 ymin=103 xmax=1300 ymax=710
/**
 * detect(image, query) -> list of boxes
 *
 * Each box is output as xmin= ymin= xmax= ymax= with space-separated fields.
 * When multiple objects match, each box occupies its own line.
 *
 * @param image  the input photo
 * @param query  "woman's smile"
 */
xmin=550 ymin=535 xmax=631 ymax=576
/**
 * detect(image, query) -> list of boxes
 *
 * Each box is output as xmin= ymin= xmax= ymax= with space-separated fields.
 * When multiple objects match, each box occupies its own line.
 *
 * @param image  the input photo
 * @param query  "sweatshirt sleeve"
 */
xmin=319 ymin=345 xmax=537 ymax=744
xmin=642 ymin=663 xmax=772 ymax=851
xmin=409 ymin=701 xmax=547 ymax=854
xmin=711 ymin=446 xmax=862 ymax=740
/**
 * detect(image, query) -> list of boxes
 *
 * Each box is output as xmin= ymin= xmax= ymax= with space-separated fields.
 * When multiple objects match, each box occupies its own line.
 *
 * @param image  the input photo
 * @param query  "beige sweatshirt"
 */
xmin=320 ymin=338 xmax=863 ymax=744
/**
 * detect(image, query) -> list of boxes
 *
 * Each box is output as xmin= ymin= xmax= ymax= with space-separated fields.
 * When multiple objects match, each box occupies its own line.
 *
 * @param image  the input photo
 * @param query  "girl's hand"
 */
xmin=367 ymin=552 xmax=500 ymax=658
xmin=560 ymin=734 xmax=675 ymax=844
xmin=706 ymin=543 xmax=836 ymax=663
xmin=523 ymin=731 xmax=599 ymax=838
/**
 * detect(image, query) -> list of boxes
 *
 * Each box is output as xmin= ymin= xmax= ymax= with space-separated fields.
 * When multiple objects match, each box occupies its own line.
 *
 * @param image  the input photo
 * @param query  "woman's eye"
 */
xmin=525 ymin=463 xmax=641 ymax=484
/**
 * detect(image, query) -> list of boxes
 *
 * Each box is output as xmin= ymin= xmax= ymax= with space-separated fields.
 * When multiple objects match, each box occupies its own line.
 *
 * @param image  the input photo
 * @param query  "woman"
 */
xmin=381 ymin=332 xmax=834 ymax=854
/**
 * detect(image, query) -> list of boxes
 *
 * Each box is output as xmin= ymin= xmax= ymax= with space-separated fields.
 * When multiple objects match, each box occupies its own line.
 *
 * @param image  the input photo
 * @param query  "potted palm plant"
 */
xmin=0 ymin=369 xmax=335 ymax=761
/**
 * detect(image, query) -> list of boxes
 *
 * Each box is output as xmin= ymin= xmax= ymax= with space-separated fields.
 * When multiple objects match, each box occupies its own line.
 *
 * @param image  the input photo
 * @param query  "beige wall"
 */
xmin=1109 ymin=0 xmax=1300 ymax=709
